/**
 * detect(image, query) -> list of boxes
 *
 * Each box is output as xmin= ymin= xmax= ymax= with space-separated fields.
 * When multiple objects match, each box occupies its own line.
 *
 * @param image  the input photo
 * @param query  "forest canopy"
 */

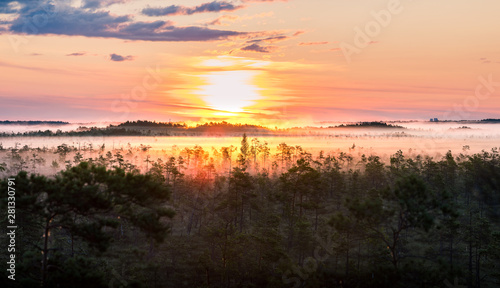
xmin=1 ymin=136 xmax=499 ymax=288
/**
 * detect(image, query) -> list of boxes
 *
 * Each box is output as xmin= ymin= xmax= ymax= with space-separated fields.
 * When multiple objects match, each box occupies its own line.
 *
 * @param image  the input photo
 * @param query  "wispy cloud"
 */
xmin=479 ymin=57 xmax=499 ymax=64
xmin=299 ymin=41 xmax=328 ymax=46
xmin=293 ymin=30 xmax=306 ymax=37
xmin=241 ymin=0 xmax=288 ymax=2
xmin=240 ymin=43 xmax=277 ymax=53
xmin=0 ymin=60 xmax=82 ymax=75
xmin=207 ymin=15 xmax=239 ymax=26
xmin=81 ymin=0 xmax=130 ymax=9
xmin=209 ymin=29 xmax=299 ymax=55
xmin=109 ymin=53 xmax=134 ymax=62
xmin=66 ymin=52 xmax=87 ymax=56
xmin=248 ymin=35 xmax=290 ymax=43
xmin=206 ymin=11 xmax=273 ymax=26
xmin=142 ymin=1 xmax=243 ymax=17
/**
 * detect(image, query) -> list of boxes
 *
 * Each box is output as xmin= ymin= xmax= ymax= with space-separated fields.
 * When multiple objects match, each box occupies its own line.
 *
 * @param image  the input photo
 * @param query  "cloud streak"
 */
xmin=248 ymin=35 xmax=289 ymax=43
xmin=0 ymin=60 xmax=83 ymax=75
xmin=241 ymin=0 xmax=287 ymax=2
xmin=109 ymin=53 xmax=134 ymax=61
xmin=206 ymin=15 xmax=239 ymax=26
xmin=66 ymin=52 xmax=87 ymax=56
xmin=299 ymin=41 xmax=328 ymax=46
xmin=206 ymin=11 xmax=273 ymax=26
xmin=240 ymin=43 xmax=277 ymax=53
xmin=81 ymin=0 xmax=130 ymax=9
xmin=142 ymin=1 xmax=243 ymax=17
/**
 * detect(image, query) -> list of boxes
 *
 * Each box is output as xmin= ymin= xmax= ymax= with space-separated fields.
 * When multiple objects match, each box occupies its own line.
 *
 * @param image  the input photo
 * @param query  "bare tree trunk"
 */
xmin=41 ymin=219 xmax=51 ymax=287
xmin=468 ymin=210 xmax=473 ymax=288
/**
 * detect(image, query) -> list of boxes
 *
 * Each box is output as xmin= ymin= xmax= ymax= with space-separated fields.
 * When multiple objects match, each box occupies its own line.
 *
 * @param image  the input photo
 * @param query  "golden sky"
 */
xmin=0 ymin=0 xmax=499 ymax=126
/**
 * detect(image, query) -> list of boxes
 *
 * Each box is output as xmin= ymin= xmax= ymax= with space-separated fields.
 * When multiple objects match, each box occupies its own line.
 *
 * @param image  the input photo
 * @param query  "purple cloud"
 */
xmin=66 ymin=52 xmax=87 ymax=56
xmin=142 ymin=1 xmax=243 ymax=17
xmin=241 ymin=43 xmax=276 ymax=53
xmin=81 ymin=0 xmax=130 ymax=9
xmin=8 ymin=3 xmax=249 ymax=42
xmin=109 ymin=53 xmax=134 ymax=62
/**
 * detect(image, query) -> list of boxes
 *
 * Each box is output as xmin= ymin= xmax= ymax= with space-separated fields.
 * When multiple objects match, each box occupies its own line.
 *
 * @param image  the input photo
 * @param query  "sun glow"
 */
xmin=196 ymin=70 xmax=262 ymax=113
xmin=177 ymin=55 xmax=312 ymax=127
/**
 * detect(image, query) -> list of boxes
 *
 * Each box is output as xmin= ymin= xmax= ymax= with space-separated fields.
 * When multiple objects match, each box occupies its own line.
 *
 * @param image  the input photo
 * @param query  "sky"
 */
xmin=0 ymin=0 xmax=499 ymax=127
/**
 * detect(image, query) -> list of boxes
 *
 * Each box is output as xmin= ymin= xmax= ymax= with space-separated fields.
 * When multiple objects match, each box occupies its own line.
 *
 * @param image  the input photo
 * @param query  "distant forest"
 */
xmin=0 ymin=121 xmax=273 ymax=137
xmin=333 ymin=122 xmax=404 ymax=128
xmin=0 ymin=128 xmax=144 ymax=137
xmin=0 ymin=121 xmax=69 ymax=125
xmin=0 ymin=120 xmax=413 ymax=138
xmin=111 ymin=120 xmax=188 ymax=128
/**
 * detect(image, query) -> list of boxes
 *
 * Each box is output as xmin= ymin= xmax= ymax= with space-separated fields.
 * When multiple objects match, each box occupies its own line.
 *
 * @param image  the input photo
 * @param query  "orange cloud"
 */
xmin=206 ymin=11 xmax=274 ymax=26
xmin=298 ymin=41 xmax=328 ymax=46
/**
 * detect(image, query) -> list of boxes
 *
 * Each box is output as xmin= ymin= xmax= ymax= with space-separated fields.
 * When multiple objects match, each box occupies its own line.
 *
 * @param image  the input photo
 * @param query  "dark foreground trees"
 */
xmin=1 ymin=147 xmax=500 ymax=288
xmin=0 ymin=162 xmax=174 ymax=288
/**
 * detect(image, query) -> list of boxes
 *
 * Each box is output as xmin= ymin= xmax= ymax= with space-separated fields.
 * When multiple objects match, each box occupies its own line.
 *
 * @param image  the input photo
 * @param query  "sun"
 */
xmin=183 ymin=56 xmax=287 ymax=125
xmin=196 ymin=70 xmax=262 ymax=114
